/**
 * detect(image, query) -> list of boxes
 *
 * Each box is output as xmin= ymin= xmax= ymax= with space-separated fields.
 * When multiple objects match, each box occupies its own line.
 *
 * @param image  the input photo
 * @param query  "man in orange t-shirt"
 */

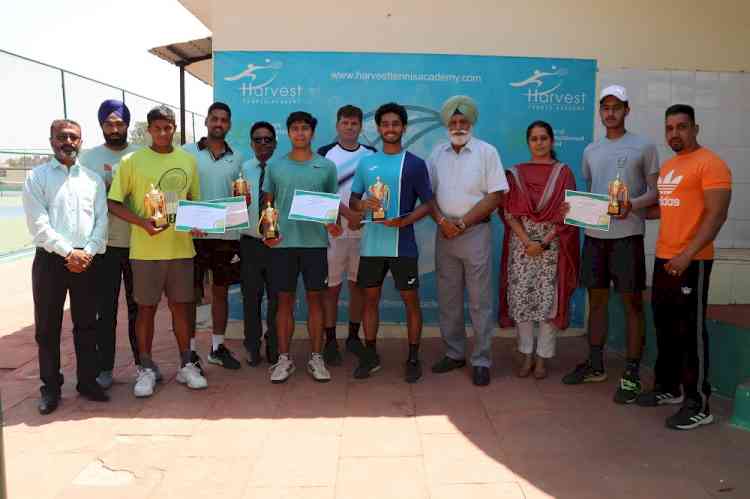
xmin=637 ymin=104 xmax=732 ymax=431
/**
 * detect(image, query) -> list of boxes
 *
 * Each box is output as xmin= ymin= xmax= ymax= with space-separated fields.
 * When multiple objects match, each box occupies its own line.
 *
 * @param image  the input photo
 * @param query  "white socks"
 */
xmin=211 ymin=334 xmax=224 ymax=351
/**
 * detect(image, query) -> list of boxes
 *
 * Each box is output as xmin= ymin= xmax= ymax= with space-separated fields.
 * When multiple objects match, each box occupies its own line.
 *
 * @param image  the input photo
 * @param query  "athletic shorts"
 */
xmin=194 ymin=239 xmax=241 ymax=297
xmin=131 ymin=258 xmax=194 ymax=306
xmin=357 ymin=256 xmax=419 ymax=290
xmin=580 ymin=235 xmax=646 ymax=293
xmin=327 ymin=237 xmax=361 ymax=287
xmin=270 ymin=248 xmax=328 ymax=293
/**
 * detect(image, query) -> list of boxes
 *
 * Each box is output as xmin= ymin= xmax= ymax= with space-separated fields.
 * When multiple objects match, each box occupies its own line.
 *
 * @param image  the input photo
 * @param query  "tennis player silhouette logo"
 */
xmin=224 ymin=59 xmax=284 ymax=90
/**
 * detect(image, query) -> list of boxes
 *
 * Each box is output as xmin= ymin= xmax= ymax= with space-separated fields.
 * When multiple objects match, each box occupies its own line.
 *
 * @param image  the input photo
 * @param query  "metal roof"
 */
xmin=148 ymin=37 xmax=213 ymax=85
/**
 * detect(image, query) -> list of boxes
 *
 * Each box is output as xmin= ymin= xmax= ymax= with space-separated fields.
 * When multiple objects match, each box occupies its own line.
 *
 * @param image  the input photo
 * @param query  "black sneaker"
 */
xmin=190 ymin=351 xmax=205 ymax=375
xmin=666 ymin=400 xmax=714 ymax=430
xmin=353 ymin=348 xmax=381 ymax=379
xmin=561 ymin=362 xmax=607 ymax=385
xmin=345 ymin=335 xmax=363 ymax=354
xmin=323 ymin=338 xmax=343 ymax=366
xmin=613 ymin=372 xmax=642 ymax=404
xmin=431 ymin=356 xmax=466 ymax=374
xmin=208 ymin=344 xmax=241 ymax=370
xmin=405 ymin=359 xmax=422 ymax=383
xmin=636 ymin=389 xmax=684 ymax=407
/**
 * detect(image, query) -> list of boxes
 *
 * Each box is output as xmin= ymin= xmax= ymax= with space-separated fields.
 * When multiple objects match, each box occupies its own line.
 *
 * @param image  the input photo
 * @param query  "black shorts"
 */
xmin=357 ymin=256 xmax=419 ymax=290
xmin=194 ymin=239 xmax=241 ymax=295
xmin=270 ymin=247 xmax=328 ymax=293
xmin=580 ymin=235 xmax=646 ymax=293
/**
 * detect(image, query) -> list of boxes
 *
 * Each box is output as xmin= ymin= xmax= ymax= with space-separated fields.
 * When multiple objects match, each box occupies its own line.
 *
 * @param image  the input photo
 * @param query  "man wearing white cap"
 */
xmin=562 ymin=85 xmax=659 ymax=405
xmin=427 ymin=95 xmax=507 ymax=386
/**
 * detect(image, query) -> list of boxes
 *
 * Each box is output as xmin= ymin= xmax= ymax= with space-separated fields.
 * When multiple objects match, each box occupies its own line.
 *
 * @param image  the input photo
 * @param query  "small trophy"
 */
xmin=368 ymin=176 xmax=391 ymax=221
xmin=607 ymin=172 xmax=630 ymax=216
xmin=258 ymin=201 xmax=279 ymax=240
xmin=144 ymin=183 xmax=169 ymax=227
xmin=233 ymin=171 xmax=250 ymax=197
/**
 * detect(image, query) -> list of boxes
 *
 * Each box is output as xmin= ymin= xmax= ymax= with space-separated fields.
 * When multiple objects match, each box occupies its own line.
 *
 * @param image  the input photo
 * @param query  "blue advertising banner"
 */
xmin=215 ymin=51 xmax=596 ymax=328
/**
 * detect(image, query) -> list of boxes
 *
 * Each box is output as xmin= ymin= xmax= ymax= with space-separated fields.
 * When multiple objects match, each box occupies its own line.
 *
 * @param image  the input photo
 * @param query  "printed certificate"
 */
xmin=288 ymin=190 xmax=340 ymax=224
xmin=175 ymin=200 xmax=227 ymax=234
xmin=564 ymin=190 xmax=610 ymax=231
xmin=210 ymin=196 xmax=250 ymax=230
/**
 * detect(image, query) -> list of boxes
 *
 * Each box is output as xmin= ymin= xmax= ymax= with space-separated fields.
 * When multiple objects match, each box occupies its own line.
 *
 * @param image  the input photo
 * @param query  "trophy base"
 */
xmin=153 ymin=216 xmax=169 ymax=228
xmin=607 ymin=205 xmax=621 ymax=217
xmin=372 ymin=210 xmax=386 ymax=221
xmin=263 ymin=230 xmax=279 ymax=241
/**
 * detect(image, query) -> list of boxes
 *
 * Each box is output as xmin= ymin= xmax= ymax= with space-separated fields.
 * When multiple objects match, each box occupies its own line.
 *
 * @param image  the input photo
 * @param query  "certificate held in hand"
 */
xmin=288 ymin=190 xmax=340 ymax=224
xmin=564 ymin=190 xmax=610 ymax=231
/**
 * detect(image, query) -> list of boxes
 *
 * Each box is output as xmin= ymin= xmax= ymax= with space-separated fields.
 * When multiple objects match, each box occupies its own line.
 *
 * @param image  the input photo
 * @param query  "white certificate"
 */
xmin=175 ymin=200 xmax=227 ymax=234
xmin=564 ymin=190 xmax=610 ymax=231
xmin=210 ymin=196 xmax=250 ymax=230
xmin=288 ymin=190 xmax=340 ymax=224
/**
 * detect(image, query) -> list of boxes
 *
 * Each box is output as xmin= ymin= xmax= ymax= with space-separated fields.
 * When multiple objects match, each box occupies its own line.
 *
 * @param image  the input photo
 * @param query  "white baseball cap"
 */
xmin=600 ymin=84 xmax=628 ymax=103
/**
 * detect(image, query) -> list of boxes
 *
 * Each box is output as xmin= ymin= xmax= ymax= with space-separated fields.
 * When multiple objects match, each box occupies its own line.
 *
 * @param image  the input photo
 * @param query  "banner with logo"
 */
xmin=216 ymin=51 xmax=596 ymax=328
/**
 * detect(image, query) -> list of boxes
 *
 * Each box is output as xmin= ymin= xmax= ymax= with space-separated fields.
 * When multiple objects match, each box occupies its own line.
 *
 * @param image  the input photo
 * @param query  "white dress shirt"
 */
xmin=22 ymin=157 xmax=108 ymax=257
xmin=427 ymin=136 xmax=508 ymax=219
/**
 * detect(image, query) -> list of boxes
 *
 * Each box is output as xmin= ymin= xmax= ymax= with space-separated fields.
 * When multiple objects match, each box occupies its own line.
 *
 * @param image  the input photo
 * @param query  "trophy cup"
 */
xmin=258 ymin=201 xmax=279 ymax=240
xmin=607 ymin=172 xmax=630 ymax=216
xmin=368 ymin=176 xmax=390 ymax=221
xmin=233 ymin=171 xmax=250 ymax=198
xmin=144 ymin=183 xmax=169 ymax=228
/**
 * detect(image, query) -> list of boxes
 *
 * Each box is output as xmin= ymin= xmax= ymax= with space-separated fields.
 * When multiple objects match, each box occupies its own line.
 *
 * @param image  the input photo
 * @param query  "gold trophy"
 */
xmin=607 ymin=172 xmax=630 ymax=216
xmin=257 ymin=201 xmax=279 ymax=240
xmin=144 ymin=183 xmax=168 ymax=227
xmin=233 ymin=171 xmax=250 ymax=197
xmin=368 ymin=176 xmax=391 ymax=221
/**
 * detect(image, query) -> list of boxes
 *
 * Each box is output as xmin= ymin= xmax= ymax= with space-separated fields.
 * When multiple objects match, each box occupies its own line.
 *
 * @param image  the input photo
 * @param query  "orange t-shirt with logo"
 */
xmin=656 ymin=147 xmax=732 ymax=260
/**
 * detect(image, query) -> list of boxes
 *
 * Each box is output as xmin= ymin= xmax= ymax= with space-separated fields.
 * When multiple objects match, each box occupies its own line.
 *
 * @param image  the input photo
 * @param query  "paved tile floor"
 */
xmin=3 ymin=319 xmax=749 ymax=498
xmin=1 ymin=256 xmax=748 ymax=498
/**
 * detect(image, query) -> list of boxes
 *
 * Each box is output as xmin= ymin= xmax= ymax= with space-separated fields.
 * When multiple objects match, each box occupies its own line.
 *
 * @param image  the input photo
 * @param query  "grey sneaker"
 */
xmin=96 ymin=370 xmax=114 ymax=390
xmin=562 ymin=362 xmax=607 ymax=385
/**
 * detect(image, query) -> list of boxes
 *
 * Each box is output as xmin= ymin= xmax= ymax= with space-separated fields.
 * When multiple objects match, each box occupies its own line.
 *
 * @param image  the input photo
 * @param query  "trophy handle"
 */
xmin=622 ymin=183 xmax=630 ymax=205
xmin=144 ymin=196 xmax=152 ymax=217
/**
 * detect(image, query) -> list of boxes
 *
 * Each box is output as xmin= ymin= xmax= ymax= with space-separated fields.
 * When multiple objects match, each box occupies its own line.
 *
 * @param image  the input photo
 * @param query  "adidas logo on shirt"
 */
xmin=658 ymin=170 xmax=683 ymax=195
xmin=658 ymin=170 xmax=684 ymax=207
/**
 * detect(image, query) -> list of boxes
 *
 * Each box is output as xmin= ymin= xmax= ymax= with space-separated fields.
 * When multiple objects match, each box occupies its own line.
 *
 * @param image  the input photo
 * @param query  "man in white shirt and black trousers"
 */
xmin=22 ymin=119 xmax=110 ymax=415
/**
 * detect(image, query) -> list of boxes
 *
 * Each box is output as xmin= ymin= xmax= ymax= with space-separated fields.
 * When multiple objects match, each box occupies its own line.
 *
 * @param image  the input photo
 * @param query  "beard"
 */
xmin=381 ymin=132 xmax=403 ymax=145
xmin=104 ymin=133 xmax=127 ymax=147
xmin=209 ymin=127 xmax=227 ymax=140
xmin=57 ymin=146 xmax=79 ymax=161
xmin=449 ymin=130 xmax=471 ymax=146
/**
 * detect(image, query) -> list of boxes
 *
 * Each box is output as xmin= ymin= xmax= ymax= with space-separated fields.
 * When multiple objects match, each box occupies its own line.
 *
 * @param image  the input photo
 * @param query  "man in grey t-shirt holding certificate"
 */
xmin=562 ymin=85 xmax=659 ymax=405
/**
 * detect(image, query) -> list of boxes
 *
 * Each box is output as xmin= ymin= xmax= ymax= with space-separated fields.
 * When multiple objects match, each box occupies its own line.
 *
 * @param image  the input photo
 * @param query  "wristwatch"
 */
xmin=456 ymin=218 xmax=467 ymax=231
xmin=540 ymin=241 xmax=551 ymax=251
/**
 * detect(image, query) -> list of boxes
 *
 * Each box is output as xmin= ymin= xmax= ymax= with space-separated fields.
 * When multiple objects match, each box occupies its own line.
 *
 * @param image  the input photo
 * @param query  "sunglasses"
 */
xmin=252 ymin=136 xmax=275 ymax=144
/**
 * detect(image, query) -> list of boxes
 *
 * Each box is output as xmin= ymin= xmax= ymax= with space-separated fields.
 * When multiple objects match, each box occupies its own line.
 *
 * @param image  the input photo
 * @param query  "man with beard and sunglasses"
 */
xmin=183 ymin=102 xmax=244 ymax=372
xmin=80 ymin=100 xmax=142 ymax=390
xmin=349 ymin=102 xmax=438 ymax=383
xmin=426 ymin=95 xmax=507 ymax=387
xmin=23 ymin=119 xmax=110 ymax=414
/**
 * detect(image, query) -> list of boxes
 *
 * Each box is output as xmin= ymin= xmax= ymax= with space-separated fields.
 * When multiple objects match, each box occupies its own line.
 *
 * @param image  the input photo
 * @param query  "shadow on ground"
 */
xmin=2 ymin=301 xmax=749 ymax=499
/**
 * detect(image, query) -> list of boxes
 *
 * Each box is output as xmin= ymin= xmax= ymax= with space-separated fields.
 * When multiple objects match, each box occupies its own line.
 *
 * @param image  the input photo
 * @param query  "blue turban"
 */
xmin=98 ymin=99 xmax=131 ymax=126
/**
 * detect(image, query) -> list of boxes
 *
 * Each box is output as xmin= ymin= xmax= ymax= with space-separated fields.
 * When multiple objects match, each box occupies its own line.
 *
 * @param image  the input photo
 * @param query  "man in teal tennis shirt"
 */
xmin=183 ymin=102 xmax=244 ymax=371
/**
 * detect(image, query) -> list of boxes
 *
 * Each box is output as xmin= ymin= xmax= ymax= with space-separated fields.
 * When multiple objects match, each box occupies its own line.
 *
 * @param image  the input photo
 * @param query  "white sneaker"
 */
xmin=307 ymin=353 xmax=331 ymax=383
xmin=176 ymin=362 xmax=208 ymax=390
xmin=133 ymin=367 xmax=157 ymax=398
xmin=152 ymin=362 xmax=163 ymax=382
xmin=269 ymin=354 xmax=295 ymax=384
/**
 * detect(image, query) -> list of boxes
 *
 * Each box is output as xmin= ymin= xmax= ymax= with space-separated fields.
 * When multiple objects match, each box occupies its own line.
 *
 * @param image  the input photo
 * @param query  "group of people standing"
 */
xmin=23 ymin=84 xmax=731 ymax=432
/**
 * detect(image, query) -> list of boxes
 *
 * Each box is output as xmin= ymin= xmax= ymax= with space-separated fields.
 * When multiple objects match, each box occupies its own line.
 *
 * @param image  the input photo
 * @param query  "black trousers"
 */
xmin=240 ymin=236 xmax=278 ymax=356
xmin=32 ymin=248 xmax=100 ymax=395
xmin=96 ymin=246 xmax=139 ymax=372
xmin=652 ymin=258 xmax=713 ymax=409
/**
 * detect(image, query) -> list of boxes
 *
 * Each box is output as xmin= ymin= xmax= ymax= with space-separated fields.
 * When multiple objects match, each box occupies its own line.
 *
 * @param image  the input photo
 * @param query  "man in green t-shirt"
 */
xmin=262 ymin=111 xmax=342 ymax=384
xmin=108 ymin=106 xmax=205 ymax=398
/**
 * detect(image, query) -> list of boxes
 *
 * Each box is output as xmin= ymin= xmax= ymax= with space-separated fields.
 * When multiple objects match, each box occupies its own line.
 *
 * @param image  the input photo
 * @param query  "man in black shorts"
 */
xmin=349 ymin=102 xmax=437 ymax=383
xmin=262 ymin=111 xmax=343 ymax=383
xmin=562 ymin=85 xmax=659 ymax=405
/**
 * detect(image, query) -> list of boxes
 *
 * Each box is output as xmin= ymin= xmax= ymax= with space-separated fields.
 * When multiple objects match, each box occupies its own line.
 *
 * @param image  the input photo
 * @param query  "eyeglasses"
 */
xmin=54 ymin=133 xmax=81 ymax=142
xmin=252 ymin=136 xmax=275 ymax=144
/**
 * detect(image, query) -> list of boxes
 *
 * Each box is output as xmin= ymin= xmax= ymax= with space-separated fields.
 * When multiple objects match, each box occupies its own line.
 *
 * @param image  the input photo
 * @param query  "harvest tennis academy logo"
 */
xmin=509 ymin=66 xmax=586 ymax=112
xmin=224 ymin=59 xmax=303 ymax=105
